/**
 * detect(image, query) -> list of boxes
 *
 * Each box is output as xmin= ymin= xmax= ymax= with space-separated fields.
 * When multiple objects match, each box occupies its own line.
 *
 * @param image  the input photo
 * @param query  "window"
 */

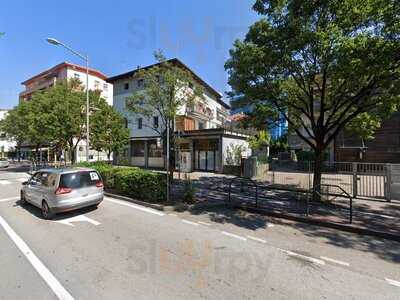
xmin=103 ymin=83 xmax=108 ymax=91
xmin=189 ymin=82 xmax=194 ymax=89
xmin=148 ymin=139 xmax=162 ymax=157
xmin=30 ymin=172 xmax=43 ymax=186
xmin=137 ymin=79 xmax=144 ymax=88
xmin=94 ymin=80 xmax=100 ymax=90
xmin=46 ymin=173 xmax=58 ymax=187
xmin=137 ymin=118 xmax=143 ymax=129
xmin=124 ymin=118 xmax=129 ymax=128
xmin=155 ymin=75 xmax=163 ymax=83
xmin=59 ymin=171 xmax=101 ymax=188
xmin=153 ymin=116 xmax=159 ymax=128
xmin=74 ymin=73 xmax=80 ymax=80
xmin=124 ymin=82 xmax=129 ymax=90
xmin=198 ymin=122 xmax=205 ymax=130
xmin=131 ymin=140 xmax=145 ymax=157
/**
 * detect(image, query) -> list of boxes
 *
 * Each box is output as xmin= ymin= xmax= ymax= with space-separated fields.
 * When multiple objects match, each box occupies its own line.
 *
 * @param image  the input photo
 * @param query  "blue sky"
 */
xmin=0 ymin=0 xmax=259 ymax=108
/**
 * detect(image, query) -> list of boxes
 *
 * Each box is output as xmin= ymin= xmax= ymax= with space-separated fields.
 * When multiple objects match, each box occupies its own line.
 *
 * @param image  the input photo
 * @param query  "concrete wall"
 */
xmin=66 ymin=69 xmax=113 ymax=105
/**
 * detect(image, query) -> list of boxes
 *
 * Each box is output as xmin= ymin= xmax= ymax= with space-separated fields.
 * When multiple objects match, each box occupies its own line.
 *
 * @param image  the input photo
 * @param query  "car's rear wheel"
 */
xmin=41 ymin=201 xmax=54 ymax=220
xmin=20 ymin=191 xmax=26 ymax=205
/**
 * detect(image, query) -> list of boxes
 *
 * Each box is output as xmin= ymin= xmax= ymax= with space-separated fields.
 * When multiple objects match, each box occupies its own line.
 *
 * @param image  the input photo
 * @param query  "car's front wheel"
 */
xmin=41 ymin=201 xmax=54 ymax=220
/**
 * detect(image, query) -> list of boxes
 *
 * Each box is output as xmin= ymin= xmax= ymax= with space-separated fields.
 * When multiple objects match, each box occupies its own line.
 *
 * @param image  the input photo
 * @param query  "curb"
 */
xmin=230 ymin=203 xmax=400 ymax=242
xmin=104 ymin=192 xmax=226 ymax=213
xmin=104 ymin=192 xmax=165 ymax=211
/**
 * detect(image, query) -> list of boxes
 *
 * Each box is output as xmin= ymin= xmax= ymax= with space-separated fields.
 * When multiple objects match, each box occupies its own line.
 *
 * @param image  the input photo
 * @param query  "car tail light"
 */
xmin=96 ymin=181 xmax=104 ymax=188
xmin=55 ymin=187 xmax=72 ymax=195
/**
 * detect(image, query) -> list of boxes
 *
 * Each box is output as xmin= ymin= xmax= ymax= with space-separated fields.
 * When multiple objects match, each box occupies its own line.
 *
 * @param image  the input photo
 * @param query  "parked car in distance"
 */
xmin=0 ymin=158 xmax=10 ymax=168
xmin=21 ymin=168 xmax=104 ymax=219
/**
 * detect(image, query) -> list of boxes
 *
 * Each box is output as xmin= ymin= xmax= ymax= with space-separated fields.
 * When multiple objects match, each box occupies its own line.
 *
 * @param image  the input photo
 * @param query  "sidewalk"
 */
xmin=181 ymin=173 xmax=400 ymax=241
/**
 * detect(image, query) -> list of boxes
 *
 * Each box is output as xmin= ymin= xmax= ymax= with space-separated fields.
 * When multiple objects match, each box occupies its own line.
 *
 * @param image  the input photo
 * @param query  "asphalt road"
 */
xmin=0 ymin=167 xmax=399 ymax=299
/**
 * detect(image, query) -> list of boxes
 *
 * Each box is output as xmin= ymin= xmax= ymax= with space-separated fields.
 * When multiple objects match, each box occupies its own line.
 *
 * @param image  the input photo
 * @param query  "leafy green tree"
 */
xmin=90 ymin=98 xmax=130 ymax=161
xmin=30 ymin=80 xmax=87 ymax=163
xmin=225 ymin=0 xmax=400 ymax=198
xmin=0 ymin=102 xmax=30 ymax=161
xmin=126 ymin=50 xmax=204 ymax=177
xmin=1 ymin=80 xmax=89 ymax=163
xmin=270 ymin=134 xmax=289 ymax=155
xmin=248 ymin=130 xmax=270 ymax=152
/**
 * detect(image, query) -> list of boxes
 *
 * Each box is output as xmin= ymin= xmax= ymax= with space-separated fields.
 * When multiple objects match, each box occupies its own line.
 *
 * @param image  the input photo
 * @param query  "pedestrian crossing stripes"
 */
xmin=0 ymin=177 xmax=29 ymax=185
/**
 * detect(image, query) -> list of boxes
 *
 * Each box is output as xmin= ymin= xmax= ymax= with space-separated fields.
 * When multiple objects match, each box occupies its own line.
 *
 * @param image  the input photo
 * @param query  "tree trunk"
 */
xmin=69 ymin=139 xmax=76 ymax=165
xmin=169 ymin=121 xmax=175 ymax=182
xmin=312 ymin=149 xmax=324 ymax=202
xmin=17 ymin=144 xmax=21 ymax=162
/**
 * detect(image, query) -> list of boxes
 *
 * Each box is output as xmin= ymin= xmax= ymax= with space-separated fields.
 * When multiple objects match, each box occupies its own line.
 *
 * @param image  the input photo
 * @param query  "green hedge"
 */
xmin=75 ymin=162 xmax=167 ymax=203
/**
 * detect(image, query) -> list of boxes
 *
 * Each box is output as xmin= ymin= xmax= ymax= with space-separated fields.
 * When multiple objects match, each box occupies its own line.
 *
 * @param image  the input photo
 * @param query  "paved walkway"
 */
xmin=176 ymin=172 xmax=400 ymax=238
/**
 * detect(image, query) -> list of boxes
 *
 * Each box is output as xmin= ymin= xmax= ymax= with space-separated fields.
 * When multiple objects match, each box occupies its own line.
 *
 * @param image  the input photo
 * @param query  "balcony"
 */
xmin=186 ymin=102 xmax=214 ymax=120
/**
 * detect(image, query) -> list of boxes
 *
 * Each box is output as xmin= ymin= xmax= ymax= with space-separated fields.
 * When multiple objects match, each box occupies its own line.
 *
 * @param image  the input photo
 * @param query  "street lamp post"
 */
xmin=46 ymin=38 xmax=90 ymax=162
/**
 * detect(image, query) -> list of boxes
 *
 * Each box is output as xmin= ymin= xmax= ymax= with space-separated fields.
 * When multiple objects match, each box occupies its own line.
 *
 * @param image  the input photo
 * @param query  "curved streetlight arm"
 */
xmin=46 ymin=37 xmax=90 ymax=162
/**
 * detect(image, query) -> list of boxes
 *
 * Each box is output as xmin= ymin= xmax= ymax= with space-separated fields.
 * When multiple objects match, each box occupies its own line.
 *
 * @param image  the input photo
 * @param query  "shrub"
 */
xmin=114 ymin=168 xmax=166 ymax=203
xmin=182 ymin=178 xmax=196 ymax=204
xmin=74 ymin=162 xmax=166 ymax=202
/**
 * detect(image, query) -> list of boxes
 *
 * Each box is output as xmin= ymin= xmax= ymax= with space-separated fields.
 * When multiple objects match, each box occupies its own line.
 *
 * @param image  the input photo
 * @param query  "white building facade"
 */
xmin=108 ymin=58 xmax=251 ymax=173
xmin=20 ymin=62 xmax=113 ymax=104
xmin=19 ymin=62 xmax=113 ymax=162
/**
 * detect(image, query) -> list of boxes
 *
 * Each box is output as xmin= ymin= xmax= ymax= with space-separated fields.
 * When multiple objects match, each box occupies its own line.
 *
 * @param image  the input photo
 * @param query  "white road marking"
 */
xmin=358 ymin=211 xmax=396 ymax=220
xmin=105 ymin=197 xmax=165 ymax=216
xmin=386 ymin=278 xmax=400 ymax=287
xmin=279 ymin=249 xmax=325 ymax=265
xmin=0 ymin=180 xmax=11 ymax=185
xmin=221 ymin=231 xmax=247 ymax=241
xmin=267 ymin=223 xmax=275 ymax=228
xmin=246 ymin=235 xmax=267 ymax=244
xmin=182 ymin=219 xmax=199 ymax=226
xmin=0 ymin=216 xmax=74 ymax=300
xmin=56 ymin=215 xmax=101 ymax=227
xmin=320 ymin=256 xmax=350 ymax=266
xmin=198 ymin=221 xmax=212 ymax=226
xmin=0 ymin=196 xmax=20 ymax=203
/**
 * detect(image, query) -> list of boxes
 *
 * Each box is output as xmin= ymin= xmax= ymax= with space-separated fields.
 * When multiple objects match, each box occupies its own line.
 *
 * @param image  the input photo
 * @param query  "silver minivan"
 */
xmin=21 ymin=168 xmax=104 ymax=219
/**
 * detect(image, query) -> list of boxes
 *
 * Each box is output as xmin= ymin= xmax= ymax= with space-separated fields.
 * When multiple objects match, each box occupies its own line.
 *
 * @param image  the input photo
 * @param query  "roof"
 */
xmin=21 ymin=62 xmax=108 ymax=85
xmin=107 ymin=58 xmax=231 ymax=109
xmin=34 ymin=167 xmax=96 ymax=174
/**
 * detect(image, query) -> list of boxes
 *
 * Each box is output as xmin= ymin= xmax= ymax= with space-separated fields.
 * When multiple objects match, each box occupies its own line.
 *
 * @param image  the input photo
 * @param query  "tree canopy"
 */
xmin=225 ymin=0 xmax=400 ymax=195
xmin=90 ymin=98 xmax=130 ymax=160
xmin=0 ymin=79 xmax=128 ymax=163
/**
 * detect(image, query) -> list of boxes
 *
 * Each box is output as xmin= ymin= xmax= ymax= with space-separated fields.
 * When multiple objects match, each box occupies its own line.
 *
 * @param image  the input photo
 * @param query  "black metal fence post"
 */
xmin=255 ymin=185 xmax=258 ymax=208
xmin=349 ymin=197 xmax=353 ymax=224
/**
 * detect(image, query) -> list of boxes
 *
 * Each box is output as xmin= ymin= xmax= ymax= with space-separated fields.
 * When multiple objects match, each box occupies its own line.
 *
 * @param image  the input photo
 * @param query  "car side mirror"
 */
xmin=22 ymin=181 xmax=29 ymax=186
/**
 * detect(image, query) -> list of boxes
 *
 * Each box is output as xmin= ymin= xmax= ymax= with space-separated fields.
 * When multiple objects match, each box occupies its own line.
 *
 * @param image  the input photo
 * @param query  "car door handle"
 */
xmin=82 ymin=193 xmax=89 ymax=197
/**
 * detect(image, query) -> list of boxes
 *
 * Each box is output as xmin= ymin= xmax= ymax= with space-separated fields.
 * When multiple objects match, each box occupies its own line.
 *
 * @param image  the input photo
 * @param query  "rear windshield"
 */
xmin=59 ymin=171 xmax=101 ymax=188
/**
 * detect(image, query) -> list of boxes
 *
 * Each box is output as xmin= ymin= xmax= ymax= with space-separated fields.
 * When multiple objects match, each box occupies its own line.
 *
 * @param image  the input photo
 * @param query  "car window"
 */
xmin=40 ymin=172 xmax=49 ymax=186
xmin=47 ymin=173 xmax=58 ymax=187
xmin=59 ymin=171 xmax=101 ymax=189
xmin=40 ymin=172 xmax=56 ymax=187
xmin=30 ymin=172 xmax=42 ymax=185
